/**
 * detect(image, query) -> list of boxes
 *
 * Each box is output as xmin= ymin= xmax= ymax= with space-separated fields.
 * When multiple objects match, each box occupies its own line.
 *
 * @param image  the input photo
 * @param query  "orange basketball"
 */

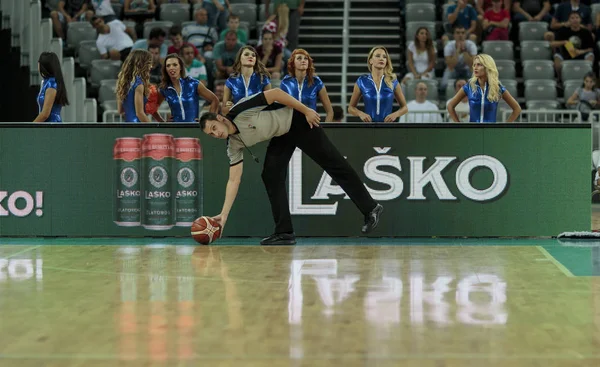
xmin=191 ymin=216 xmax=222 ymax=245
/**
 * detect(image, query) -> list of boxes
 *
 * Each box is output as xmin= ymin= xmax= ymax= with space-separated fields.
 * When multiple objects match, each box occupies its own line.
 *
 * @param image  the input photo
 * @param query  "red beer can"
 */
xmin=141 ymin=134 xmax=175 ymax=230
xmin=113 ymin=138 xmax=142 ymax=227
xmin=174 ymin=138 xmax=203 ymax=226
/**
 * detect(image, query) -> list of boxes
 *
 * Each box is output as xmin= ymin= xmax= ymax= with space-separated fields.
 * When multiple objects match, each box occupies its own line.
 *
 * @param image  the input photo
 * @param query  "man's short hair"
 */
xmin=169 ymin=25 xmax=183 ymax=37
xmin=453 ymin=24 xmax=466 ymax=32
xmin=199 ymin=112 xmax=219 ymax=130
xmin=148 ymin=28 xmax=166 ymax=40
xmin=228 ymin=14 xmax=240 ymax=21
xmin=569 ymin=10 xmax=582 ymax=19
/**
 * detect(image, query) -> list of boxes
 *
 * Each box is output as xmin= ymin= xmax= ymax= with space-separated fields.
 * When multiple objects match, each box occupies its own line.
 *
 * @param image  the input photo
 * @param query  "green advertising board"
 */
xmin=0 ymin=123 xmax=591 ymax=237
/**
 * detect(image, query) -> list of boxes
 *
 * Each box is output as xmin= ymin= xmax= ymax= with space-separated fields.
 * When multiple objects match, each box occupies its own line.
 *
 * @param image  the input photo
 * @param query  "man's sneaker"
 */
xmin=260 ymin=232 xmax=296 ymax=246
xmin=361 ymin=204 xmax=383 ymax=234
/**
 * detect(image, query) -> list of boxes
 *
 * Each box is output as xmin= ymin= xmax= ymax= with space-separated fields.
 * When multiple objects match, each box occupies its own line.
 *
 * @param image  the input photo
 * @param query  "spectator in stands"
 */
xmin=168 ymin=26 xmax=202 ymax=61
xmin=50 ymin=0 xmax=89 ymax=40
xmin=34 ymin=52 xmax=69 ymax=123
xmin=151 ymin=54 xmax=219 ymax=122
xmin=91 ymin=16 xmax=135 ymax=61
xmin=280 ymin=49 xmax=334 ymax=122
xmin=148 ymin=44 xmax=163 ymax=84
xmin=132 ymin=28 xmax=168 ymax=58
xmin=348 ymin=46 xmax=408 ymax=123
xmin=443 ymin=0 xmax=478 ymax=44
xmin=193 ymin=0 xmax=231 ymax=31
xmin=333 ymin=105 xmax=344 ymax=122
xmin=546 ymin=0 xmax=592 ymax=41
xmin=512 ymin=0 xmax=552 ymax=26
xmin=446 ymin=79 xmax=470 ymax=122
xmin=476 ymin=0 xmax=511 ymax=14
xmin=124 ymin=0 xmax=157 ymax=20
xmin=157 ymin=0 xmax=189 ymax=4
xmin=257 ymin=31 xmax=283 ymax=80
xmin=86 ymin=0 xmax=117 ymax=23
xmin=483 ymin=0 xmax=511 ymax=40
xmin=442 ymin=24 xmax=478 ymax=91
xmin=219 ymin=14 xmax=248 ymax=44
xmin=551 ymin=11 xmax=594 ymax=79
xmin=222 ymin=46 xmax=272 ymax=114
xmin=182 ymin=8 xmax=219 ymax=53
xmin=265 ymin=0 xmax=303 ymax=50
xmin=180 ymin=44 xmax=208 ymax=84
xmin=566 ymin=72 xmax=600 ymax=110
xmin=213 ymin=31 xmax=244 ymax=79
xmin=116 ymin=49 xmax=154 ymax=122
xmin=214 ymin=79 xmax=225 ymax=101
xmin=400 ymin=82 xmax=443 ymax=123
xmin=401 ymin=27 xmax=436 ymax=89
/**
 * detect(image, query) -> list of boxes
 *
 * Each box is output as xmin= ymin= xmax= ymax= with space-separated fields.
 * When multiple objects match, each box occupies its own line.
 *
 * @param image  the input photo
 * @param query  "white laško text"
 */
xmin=287 ymin=148 xmax=508 ymax=215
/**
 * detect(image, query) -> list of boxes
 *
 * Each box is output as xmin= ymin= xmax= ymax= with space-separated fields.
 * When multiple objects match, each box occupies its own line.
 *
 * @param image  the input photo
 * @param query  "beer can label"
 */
xmin=114 ymin=160 xmax=141 ymax=226
xmin=175 ymin=159 xmax=203 ymax=226
xmin=142 ymin=157 xmax=175 ymax=230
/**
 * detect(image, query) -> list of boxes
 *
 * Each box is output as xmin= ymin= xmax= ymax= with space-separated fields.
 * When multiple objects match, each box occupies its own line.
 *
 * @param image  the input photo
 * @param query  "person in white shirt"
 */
xmin=85 ymin=0 xmax=117 ymax=22
xmin=400 ymin=82 xmax=443 ymax=123
xmin=90 ymin=16 xmax=134 ymax=61
xmin=446 ymin=79 xmax=470 ymax=122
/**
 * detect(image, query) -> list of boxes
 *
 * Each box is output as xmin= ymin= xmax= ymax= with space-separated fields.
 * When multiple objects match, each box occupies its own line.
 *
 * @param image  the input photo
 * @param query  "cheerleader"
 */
xmin=348 ymin=46 xmax=408 ymax=123
xmin=33 ymin=52 xmax=69 ymax=122
xmin=151 ymin=53 xmax=219 ymax=122
xmin=116 ymin=49 xmax=153 ymax=122
xmin=222 ymin=46 xmax=271 ymax=115
xmin=447 ymin=53 xmax=521 ymax=123
xmin=280 ymin=48 xmax=333 ymax=122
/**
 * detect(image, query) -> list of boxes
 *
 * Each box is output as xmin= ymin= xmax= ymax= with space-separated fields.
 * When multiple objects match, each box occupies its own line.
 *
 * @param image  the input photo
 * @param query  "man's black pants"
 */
xmin=261 ymin=110 xmax=378 ymax=234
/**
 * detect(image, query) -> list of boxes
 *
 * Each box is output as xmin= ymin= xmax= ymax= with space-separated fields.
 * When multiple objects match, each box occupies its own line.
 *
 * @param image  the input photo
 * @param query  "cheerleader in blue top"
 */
xmin=151 ymin=53 xmax=220 ymax=122
xmin=222 ymin=46 xmax=271 ymax=115
xmin=33 ymin=52 xmax=69 ymax=122
xmin=348 ymin=46 xmax=408 ymax=123
xmin=116 ymin=49 xmax=153 ymax=123
xmin=448 ymin=54 xmax=521 ymax=123
xmin=280 ymin=48 xmax=334 ymax=121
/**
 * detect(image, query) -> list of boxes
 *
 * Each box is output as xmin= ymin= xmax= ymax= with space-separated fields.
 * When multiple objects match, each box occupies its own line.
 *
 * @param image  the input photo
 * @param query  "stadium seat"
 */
xmin=525 ymin=80 xmax=557 ymax=101
xmin=84 ymin=98 xmax=98 ymax=123
xmin=159 ymin=3 xmax=191 ymax=24
xmin=230 ymin=0 xmax=256 ymax=3
xmin=78 ymin=40 xmax=101 ymax=70
xmin=102 ymin=100 xmax=118 ymax=112
xmin=66 ymin=22 xmax=96 ymax=52
xmin=405 ymin=21 xmax=436 ymax=40
xmin=405 ymin=78 xmax=439 ymax=102
xmin=229 ymin=4 xmax=257 ymax=29
xmin=495 ymin=60 xmax=516 ymax=80
xmin=563 ymin=80 xmax=582 ymax=106
xmin=90 ymin=60 xmax=122 ymax=88
xmin=501 ymin=79 xmax=518 ymax=98
xmin=123 ymin=20 xmax=136 ymax=29
xmin=112 ymin=2 xmax=123 ymax=18
xmin=525 ymin=100 xmax=561 ymax=111
xmin=406 ymin=0 xmax=434 ymax=4
xmin=561 ymin=60 xmax=593 ymax=82
xmin=482 ymin=41 xmax=514 ymax=61
xmin=592 ymin=4 xmax=600 ymax=24
xmin=405 ymin=4 xmax=435 ymax=23
xmin=258 ymin=4 xmax=275 ymax=22
xmin=518 ymin=21 xmax=548 ymax=41
xmin=522 ymin=60 xmax=554 ymax=81
xmin=520 ymin=41 xmax=552 ymax=61
xmin=62 ymin=57 xmax=76 ymax=122
xmin=74 ymin=77 xmax=87 ymax=122
xmin=143 ymin=21 xmax=174 ymax=39
xmin=98 ymin=79 xmax=118 ymax=105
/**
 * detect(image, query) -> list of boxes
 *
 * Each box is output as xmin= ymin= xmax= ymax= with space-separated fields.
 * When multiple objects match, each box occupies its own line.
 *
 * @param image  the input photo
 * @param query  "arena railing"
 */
xmin=502 ymin=109 xmax=582 ymax=123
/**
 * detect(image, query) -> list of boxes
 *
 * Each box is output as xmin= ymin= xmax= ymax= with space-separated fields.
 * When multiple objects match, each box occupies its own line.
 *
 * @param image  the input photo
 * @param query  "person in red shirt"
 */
xmin=483 ymin=0 xmax=510 ymax=40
